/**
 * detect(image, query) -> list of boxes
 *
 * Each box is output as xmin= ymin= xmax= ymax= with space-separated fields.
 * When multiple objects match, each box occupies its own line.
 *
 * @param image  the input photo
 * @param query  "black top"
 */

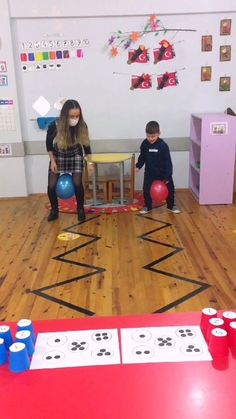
xmin=46 ymin=121 xmax=92 ymax=155
xmin=136 ymin=138 xmax=173 ymax=180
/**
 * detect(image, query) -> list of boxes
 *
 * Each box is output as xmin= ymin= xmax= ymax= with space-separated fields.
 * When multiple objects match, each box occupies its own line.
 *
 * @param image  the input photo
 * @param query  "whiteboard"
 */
xmin=12 ymin=13 xmax=235 ymax=141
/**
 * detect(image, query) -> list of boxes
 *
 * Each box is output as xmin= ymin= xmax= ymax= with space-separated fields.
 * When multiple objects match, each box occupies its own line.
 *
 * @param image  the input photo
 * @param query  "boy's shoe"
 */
xmin=139 ymin=207 xmax=152 ymax=214
xmin=167 ymin=206 xmax=181 ymax=214
xmin=47 ymin=210 xmax=59 ymax=222
xmin=78 ymin=208 xmax=86 ymax=221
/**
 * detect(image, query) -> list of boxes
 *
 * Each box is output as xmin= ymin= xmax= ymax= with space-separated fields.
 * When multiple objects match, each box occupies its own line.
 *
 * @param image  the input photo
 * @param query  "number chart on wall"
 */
xmin=12 ymin=13 xmax=235 ymax=141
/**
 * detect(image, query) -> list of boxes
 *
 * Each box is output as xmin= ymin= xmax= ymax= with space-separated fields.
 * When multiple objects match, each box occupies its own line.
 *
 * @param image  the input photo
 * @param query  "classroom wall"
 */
xmin=0 ymin=0 xmax=27 ymax=196
xmin=0 ymin=1 xmax=235 ymax=197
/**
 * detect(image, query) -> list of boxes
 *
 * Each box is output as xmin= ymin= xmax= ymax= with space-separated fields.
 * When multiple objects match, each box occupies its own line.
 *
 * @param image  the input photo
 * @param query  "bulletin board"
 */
xmin=11 ymin=13 xmax=235 ymax=141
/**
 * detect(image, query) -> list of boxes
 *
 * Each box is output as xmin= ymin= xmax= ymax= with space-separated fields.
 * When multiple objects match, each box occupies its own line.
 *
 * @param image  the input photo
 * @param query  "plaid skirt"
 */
xmin=51 ymin=145 xmax=83 ymax=173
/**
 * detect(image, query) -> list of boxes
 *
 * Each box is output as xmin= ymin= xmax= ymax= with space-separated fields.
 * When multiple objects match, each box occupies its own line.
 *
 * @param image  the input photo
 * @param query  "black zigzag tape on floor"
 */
xmin=31 ymin=215 xmax=105 ymax=316
xmin=138 ymin=213 xmax=211 ymax=312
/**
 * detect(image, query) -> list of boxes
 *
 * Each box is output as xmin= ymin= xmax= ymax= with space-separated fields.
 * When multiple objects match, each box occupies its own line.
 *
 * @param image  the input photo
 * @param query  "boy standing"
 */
xmin=136 ymin=121 xmax=180 ymax=214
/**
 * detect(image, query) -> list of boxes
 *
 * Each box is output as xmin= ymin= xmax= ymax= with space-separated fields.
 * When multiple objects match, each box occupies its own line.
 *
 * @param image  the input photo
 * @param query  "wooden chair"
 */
xmin=107 ymin=154 xmax=135 ymax=203
xmin=83 ymin=163 xmax=109 ymax=203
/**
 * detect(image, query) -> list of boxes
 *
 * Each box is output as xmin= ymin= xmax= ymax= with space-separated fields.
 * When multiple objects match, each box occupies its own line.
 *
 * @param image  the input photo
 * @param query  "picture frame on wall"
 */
xmin=210 ymin=122 xmax=228 ymax=135
xmin=219 ymin=76 xmax=231 ymax=91
xmin=201 ymin=35 xmax=212 ymax=52
xmin=220 ymin=45 xmax=231 ymax=61
xmin=201 ymin=66 xmax=212 ymax=81
xmin=0 ymin=61 xmax=7 ymax=72
xmin=220 ymin=19 xmax=231 ymax=35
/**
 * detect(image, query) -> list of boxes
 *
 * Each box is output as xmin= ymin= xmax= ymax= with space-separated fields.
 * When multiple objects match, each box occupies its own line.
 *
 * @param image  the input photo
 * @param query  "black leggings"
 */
xmin=47 ymin=172 xmax=84 ymax=212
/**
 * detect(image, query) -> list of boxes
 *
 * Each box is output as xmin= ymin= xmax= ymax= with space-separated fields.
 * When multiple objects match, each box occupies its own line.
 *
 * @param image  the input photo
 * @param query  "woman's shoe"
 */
xmin=78 ymin=208 xmax=86 ymax=221
xmin=47 ymin=210 xmax=59 ymax=222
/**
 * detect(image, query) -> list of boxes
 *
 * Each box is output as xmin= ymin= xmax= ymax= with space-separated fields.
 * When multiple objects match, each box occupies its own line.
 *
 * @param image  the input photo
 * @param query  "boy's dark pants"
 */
xmin=143 ymin=174 xmax=175 ymax=210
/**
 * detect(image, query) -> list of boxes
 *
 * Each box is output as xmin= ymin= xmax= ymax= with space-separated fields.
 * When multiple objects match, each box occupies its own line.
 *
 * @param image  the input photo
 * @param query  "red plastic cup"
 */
xmin=228 ymin=321 xmax=236 ymax=349
xmin=222 ymin=311 xmax=236 ymax=331
xmin=200 ymin=307 xmax=217 ymax=339
xmin=208 ymin=328 xmax=229 ymax=357
xmin=206 ymin=317 xmax=225 ymax=343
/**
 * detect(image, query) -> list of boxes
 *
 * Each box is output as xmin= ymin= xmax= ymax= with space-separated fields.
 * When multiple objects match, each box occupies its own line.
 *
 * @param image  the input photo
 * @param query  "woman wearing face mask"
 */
xmin=46 ymin=99 xmax=93 ymax=222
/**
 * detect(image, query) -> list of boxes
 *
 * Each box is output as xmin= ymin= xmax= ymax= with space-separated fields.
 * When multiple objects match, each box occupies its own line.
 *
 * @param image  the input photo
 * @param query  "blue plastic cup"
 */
xmin=17 ymin=319 xmax=36 ymax=342
xmin=0 ymin=338 xmax=8 ymax=365
xmin=0 ymin=325 xmax=13 ymax=349
xmin=9 ymin=342 xmax=30 ymax=373
xmin=15 ymin=330 xmax=35 ymax=357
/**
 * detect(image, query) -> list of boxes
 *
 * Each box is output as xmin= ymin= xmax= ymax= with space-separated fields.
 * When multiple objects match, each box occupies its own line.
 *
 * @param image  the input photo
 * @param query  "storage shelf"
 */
xmin=189 ymin=113 xmax=236 ymax=205
xmin=190 ymin=162 xmax=200 ymax=174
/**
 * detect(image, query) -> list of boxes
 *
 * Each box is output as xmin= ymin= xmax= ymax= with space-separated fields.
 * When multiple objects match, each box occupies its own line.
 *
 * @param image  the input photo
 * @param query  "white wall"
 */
xmin=0 ymin=158 xmax=27 ymax=196
xmin=8 ymin=0 xmax=236 ymax=17
xmin=0 ymin=0 xmax=27 ymax=197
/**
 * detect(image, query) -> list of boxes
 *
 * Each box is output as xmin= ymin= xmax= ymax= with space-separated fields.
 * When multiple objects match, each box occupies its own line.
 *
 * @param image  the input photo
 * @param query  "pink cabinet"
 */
xmin=189 ymin=113 xmax=236 ymax=204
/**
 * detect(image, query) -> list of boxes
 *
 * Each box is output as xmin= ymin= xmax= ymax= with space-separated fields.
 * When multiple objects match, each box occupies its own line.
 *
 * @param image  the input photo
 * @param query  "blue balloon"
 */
xmin=56 ymin=174 xmax=75 ymax=199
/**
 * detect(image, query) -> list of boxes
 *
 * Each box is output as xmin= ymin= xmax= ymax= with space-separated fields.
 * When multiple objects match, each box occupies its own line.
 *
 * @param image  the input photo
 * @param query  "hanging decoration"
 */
xmin=157 ymin=72 xmax=178 ymax=89
xmin=127 ymin=45 xmax=149 ymax=64
xmin=130 ymin=74 xmax=152 ymax=90
xmin=113 ymin=68 xmax=185 ymax=91
xmin=106 ymin=15 xmax=195 ymax=57
xmin=153 ymin=40 xmax=175 ymax=64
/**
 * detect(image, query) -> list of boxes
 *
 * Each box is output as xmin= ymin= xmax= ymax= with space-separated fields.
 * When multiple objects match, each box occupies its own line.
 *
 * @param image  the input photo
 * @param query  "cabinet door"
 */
xmin=199 ymin=135 xmax=235 ymax=204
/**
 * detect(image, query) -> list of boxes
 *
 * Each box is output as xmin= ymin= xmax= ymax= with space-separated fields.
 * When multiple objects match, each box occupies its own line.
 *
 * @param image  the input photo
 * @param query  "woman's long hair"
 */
xmin=56 ymin=99 xmax=90 ymax=149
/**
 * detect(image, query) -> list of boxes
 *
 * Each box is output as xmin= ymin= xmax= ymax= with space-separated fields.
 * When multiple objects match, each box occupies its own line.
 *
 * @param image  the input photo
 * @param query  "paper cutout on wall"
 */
xmin=32 ymin=96 xmax=51 ymax=116
xmin=130 ymin=74 xmax=152 ymax=90
xmin=106 ymin=15 xmax=195 ymax=57
xmin=157 ymin=72 xmax=178 ymax=89
xmin=127 ymin=45 xmax=149 ymax=64
xmin=153 ymin=40 xmax=175 ymax=64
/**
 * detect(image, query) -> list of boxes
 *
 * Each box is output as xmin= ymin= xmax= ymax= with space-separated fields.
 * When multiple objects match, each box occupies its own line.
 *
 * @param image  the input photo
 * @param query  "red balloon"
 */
xmin=150 ymin=180 xmax=169 ymax=204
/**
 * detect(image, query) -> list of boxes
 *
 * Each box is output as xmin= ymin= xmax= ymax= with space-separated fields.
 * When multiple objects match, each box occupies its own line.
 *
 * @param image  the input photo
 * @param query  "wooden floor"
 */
xmin=0 ymin=190 xmax=236 ymax=321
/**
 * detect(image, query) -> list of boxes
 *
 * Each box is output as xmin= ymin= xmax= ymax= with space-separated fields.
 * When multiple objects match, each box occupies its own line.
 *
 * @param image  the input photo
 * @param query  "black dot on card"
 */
xmin=46 ymin=356 xmax=52 ymax=360
xmin=104 ymin=336 xmax=109 ymax=340
xmin=187 ymin=333 xmax=193 ymax=336
xmin=144 ymin=350 xmax=150 ymax=354
xmin=158 ymin=338 xmax=163 ymax=341
xmin=72 ymin=342 xmax=77 ymax=345
xmin=186 ymin=349 xmax=192 ymax=353
xmin=167 ymin=337 xmax=172 ymax=341
xmin=81 ymin=342 xmax=86 ymax=345
xmin=54 ymin=355 xmax=60 ymax=359
xmin=136 ymin=351 xmax=142 ymax=355
xmin=71 ymin=347 xmax=77 ymax=351
xmin=188 ymin=345 xmax=194 ymax=349
xmin=194 ymin=348 xmax=200 ymax=352
xmin=97 ymin=353 xmax=103 ymax=356
xmin=100 ymin=349 xmax=106 ymax=353
xmin=96 ymin=337 xmax=102 ymax=341
xmin=159 ymin=343 xmax=164 ymax=347
xmin=79 ymin=347 xmax=85 ymax=350
xmin=140 ymin=334 xmax=145 ymax=338
xmin=181 ymin=334 xmax=187 ymax=337
xmin=179 ymin=330 xmax=184 ymax=333
xmin=55 ymin=339 xmax=61 ymax=343
xmin=95 ymin=333 xmax=100 ymax=336
xmin=186 ymin=329 xmax=191 ymax=332
xmin=105 ymin=352 xmax=111 ymax=356
xmin=102 ymin=333 xmax=108 ymax=336
xmin=167 ymin=343 xmax=172 ymax=346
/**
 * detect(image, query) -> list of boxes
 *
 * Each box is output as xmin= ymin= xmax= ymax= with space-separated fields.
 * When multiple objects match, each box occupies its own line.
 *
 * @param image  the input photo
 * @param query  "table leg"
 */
xmin=92 ymin=165 xmax=97 ymax=205
xmin=120 ymin=161 xmax=124 ymax=205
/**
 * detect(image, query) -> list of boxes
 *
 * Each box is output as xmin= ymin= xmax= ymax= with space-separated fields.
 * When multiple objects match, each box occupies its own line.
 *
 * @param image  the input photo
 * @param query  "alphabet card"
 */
xmin=30 ymin=329 xmax=120 ymax=370
xmin=120 ymin=326 xmax=212 ymax=364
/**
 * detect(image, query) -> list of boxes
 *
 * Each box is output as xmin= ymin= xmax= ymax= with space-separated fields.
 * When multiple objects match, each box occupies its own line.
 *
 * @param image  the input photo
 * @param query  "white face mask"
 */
xmin=69 ymin=118 xmax=79 ymax=127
